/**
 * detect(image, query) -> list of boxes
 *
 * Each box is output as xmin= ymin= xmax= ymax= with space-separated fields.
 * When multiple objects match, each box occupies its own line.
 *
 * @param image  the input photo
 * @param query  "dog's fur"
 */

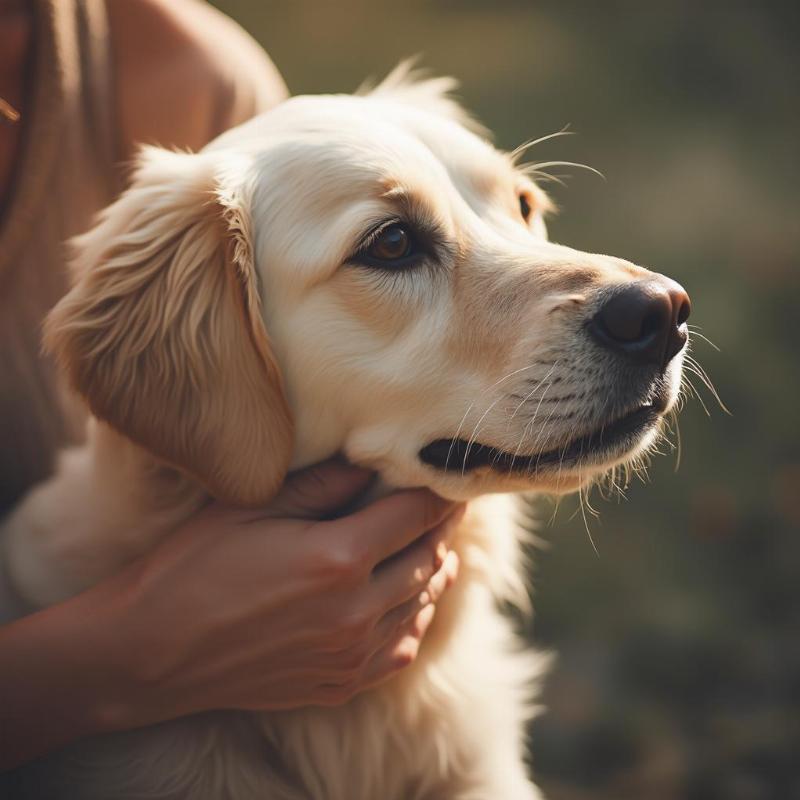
xmin=2 ymin=66 xmax=686 ymax=799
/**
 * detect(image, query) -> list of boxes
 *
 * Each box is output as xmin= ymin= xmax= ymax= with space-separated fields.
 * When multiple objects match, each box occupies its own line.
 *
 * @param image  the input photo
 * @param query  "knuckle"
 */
xmin=412 ymin=564 xmax=430 ymax=585
xmin=345 ymin=543 xmax=372 ymax=577
xmin=312 ymin=540 xmax=369 ymax=582
xmin=337 ymin=609 xmax=373 ymax=641
xmin=426 ymin=570 xmax=447 ymax=602
xmin=392 ymin=637 xmax=420 ymax=670
xmin=409 ymin=611 xmax=428 ymax=638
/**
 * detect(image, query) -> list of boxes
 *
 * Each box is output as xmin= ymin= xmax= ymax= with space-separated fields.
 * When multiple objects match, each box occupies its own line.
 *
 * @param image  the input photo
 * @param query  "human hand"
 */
xmin=86 ymin=460 xmax=463 ymax=730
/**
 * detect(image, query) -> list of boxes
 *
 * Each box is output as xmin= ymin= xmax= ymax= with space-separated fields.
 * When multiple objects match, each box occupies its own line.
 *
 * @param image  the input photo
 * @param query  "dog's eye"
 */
xmin=355 ymin=223 xmax=419 ymax=267
xmin=519 ymin=193 xmax=533 ymax=222
xmin=368 ymin=224 xmax=412 ymax=261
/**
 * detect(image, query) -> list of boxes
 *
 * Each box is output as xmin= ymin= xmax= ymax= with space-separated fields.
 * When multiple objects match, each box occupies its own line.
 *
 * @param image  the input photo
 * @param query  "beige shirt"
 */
xmin=0 ymin=0 xmax=287 ymax=516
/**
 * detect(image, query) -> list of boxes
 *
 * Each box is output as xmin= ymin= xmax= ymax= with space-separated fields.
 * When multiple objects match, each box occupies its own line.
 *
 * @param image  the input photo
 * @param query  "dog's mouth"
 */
xmin=419 ymin=398 xmax=666 ymax=475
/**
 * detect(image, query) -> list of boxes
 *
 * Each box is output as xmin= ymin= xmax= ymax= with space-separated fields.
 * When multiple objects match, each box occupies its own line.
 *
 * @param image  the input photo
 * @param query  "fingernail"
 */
xmin=444 ymin=551 xmax=460 ymax=586
xmin=416 ymin=603 xmax=436 ymax=634
xmin=426 ymin=566 xmax=448 ymax=602
xmin=434 ymin=541 xmax=448 ymax=568
xmin=419 ymin=590 xmax=430 ymax=606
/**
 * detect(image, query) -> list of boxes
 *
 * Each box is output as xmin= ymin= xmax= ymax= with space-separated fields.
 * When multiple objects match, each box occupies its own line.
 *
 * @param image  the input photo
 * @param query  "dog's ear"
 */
xmin=45 ymin=147 xmax=293 ymax=506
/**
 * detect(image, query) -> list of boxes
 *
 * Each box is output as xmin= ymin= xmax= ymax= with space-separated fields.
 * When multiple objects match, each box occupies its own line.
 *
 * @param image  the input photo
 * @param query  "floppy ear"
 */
xmin=45 ymin=147 xmax=293 ymax=507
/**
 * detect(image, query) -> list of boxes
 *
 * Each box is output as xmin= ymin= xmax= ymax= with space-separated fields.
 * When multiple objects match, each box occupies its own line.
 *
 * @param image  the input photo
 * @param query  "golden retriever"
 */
xmin=2 ymin=65 xmax=690 ymax=799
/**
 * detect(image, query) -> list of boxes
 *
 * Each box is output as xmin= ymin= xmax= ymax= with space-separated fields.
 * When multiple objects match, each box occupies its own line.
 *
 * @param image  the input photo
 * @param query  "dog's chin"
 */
xmin=418 ymin=398 xmax=668 ymax=496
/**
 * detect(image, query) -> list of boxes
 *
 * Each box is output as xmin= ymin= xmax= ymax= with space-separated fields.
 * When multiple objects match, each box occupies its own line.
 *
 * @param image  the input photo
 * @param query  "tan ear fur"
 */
xmin=45 ymin=148 xmax=293 ymax=506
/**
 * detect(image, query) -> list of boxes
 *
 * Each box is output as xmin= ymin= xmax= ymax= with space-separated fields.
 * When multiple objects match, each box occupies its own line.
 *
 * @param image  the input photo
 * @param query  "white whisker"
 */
xmin=578 ymin=485 xmax=600 ymax=557
xmin=521 ymin=160 xmax=605 ymax=181
xmin=508 ymin=127 xmax=574 ymax=164
xmin=683 ymin=354 xmax=730 ymax=414
xmin=445 ymin=363 xmax=543 ymax=471
xmin=687 ymin=326 xmax=721 ymax=352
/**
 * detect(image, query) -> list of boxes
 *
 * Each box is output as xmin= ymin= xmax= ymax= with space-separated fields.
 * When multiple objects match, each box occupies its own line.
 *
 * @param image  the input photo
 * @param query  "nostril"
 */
xmin=591 ymin=283 xmax=671 ymax=345
xmin=589 ymin=280 xmax=684 ymax=368
xmin=664 ymin=286 xmax=691 ymax=365
xmin=676 ymin=298 xmax=691 ymax=327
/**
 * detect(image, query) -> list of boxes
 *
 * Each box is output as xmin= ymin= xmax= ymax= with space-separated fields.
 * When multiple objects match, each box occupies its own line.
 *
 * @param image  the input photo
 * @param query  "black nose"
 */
xmin=588 ymin=279 xmax=691 ymax=369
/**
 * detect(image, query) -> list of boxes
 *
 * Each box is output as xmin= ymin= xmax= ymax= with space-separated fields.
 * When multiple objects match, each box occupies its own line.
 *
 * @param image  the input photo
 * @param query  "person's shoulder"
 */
xmin=107 ymin=0 xmax=288 ymax=158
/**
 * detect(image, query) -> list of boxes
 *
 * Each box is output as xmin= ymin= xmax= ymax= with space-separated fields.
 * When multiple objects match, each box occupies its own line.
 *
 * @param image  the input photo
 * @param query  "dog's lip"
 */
xmin=419 ymin=399 xmax=665 ymax=474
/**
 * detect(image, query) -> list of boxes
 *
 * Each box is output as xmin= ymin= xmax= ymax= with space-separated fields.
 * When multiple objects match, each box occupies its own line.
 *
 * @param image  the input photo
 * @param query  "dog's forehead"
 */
xmin=232 ymin=94 xmax=514 ymax=198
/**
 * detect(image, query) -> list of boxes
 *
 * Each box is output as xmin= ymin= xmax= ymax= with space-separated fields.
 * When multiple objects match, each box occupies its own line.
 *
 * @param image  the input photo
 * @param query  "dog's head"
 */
xmin=46 ymin=66 xmax=690 ymax=504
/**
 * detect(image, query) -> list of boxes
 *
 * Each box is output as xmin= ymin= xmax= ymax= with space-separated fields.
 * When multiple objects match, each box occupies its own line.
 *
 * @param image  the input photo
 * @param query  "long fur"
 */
xmin=2 ymin=68 xmax=685 ymax=799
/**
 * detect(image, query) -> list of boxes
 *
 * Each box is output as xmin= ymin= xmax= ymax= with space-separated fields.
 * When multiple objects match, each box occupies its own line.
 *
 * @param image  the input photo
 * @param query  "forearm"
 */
xmin=0 ymin=587 xmax=121 ymax=770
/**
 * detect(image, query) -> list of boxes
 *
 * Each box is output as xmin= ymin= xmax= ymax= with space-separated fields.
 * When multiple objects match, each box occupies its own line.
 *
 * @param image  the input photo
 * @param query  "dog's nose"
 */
xmin=588 ymin=279 xmax=691 ymax=369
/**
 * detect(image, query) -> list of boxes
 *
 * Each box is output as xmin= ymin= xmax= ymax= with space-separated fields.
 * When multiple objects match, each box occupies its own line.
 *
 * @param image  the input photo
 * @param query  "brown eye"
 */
xmin=366 ymin=224 xmax=413 ymax=262
xmin=519 ymin=193 xmax=533 ymax=222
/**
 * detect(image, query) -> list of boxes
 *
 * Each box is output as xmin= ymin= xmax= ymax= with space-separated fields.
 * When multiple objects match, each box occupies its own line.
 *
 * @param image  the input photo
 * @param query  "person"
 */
xmin=0 ymin=0 xmax=462 ymax=772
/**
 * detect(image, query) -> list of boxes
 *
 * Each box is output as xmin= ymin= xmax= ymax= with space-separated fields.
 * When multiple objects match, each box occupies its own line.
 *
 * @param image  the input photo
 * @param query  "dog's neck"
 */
xmin=7 ymin=416 xmax=447 ymax=608
xmin=89 ymin=419 xmax=207 ymax=522
xmin=5 ymin=420 xmax=206 ymax=606
xmin=7 ymin=413 xmax=531 ymax=623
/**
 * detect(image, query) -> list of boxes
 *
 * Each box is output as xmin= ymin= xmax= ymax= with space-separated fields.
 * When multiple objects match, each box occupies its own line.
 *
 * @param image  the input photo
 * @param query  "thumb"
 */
xmin=266 ymin=459 xmax=375 ymax=520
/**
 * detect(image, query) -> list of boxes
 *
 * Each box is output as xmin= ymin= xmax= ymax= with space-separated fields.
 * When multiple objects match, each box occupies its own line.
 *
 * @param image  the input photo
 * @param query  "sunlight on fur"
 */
xmin=2 ymin=63 xmax=691 ymax=799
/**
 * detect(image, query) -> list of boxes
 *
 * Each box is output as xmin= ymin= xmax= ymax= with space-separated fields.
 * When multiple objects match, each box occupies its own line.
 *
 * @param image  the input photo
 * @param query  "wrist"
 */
xmin=0 ymin=567 xmax=153 ymax=767
xmin=0 ymin=595 xmax=111 ymax=768
xmin=60 ymin=565 xmax=164 ymax=735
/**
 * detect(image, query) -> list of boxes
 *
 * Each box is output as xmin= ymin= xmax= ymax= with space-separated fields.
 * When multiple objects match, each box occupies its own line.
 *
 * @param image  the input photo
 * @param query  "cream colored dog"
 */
xmin=2 ymin=66 xmax=690 ymax=799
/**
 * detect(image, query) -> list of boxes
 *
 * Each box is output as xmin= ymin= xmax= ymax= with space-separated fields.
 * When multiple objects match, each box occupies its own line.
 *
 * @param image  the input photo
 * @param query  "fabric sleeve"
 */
xmin=108 ymin=0 xmax=289 ymax=160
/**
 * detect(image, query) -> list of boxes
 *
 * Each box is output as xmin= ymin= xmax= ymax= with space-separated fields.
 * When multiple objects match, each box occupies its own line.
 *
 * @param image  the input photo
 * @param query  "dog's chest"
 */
xmin=8 ymin=496 xmax=542 ymax=800
xmin=10 ymin=585 xmax=535 ymax=800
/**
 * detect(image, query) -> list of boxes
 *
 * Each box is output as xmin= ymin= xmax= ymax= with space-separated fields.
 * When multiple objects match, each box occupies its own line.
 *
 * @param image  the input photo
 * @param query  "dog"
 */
xmin=2 ymin=64 xmax=690 ymax=799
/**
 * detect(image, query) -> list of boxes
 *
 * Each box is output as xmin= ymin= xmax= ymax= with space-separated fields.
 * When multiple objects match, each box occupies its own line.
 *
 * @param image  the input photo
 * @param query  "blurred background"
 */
xmin=212 ymin=2 xmax=799 ymax=798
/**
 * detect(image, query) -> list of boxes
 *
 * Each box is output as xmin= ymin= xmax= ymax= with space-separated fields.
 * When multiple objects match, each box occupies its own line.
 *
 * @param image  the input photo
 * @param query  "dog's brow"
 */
xmin=379 ymin=185 xmax=441 ymax=229
xmin=379 ymin=184 xmax=425 ymax=215
xmin=380 ymin=183 xmax=408 ymax=201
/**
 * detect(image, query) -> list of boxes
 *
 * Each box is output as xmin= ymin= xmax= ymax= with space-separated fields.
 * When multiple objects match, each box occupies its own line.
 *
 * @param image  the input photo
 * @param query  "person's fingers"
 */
xmin=324 ymin=490 xmax=463 ymax=567
xmin=369 ymin=506 xmax=464 ymax=612
xmin=374 ymin=551 xmax=459 ymax=639
xmin=257 ymin=460 xmax=374 ymax=520
xmin=369 ymin=534 xmax=438 ymax=611
xmin=306 ymin=579 xmax=458 ymax=707
xmin=360 ymin=605 xmax=438 ymax=689
xmin=421 ymin=550 xmax=460 ymax=605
